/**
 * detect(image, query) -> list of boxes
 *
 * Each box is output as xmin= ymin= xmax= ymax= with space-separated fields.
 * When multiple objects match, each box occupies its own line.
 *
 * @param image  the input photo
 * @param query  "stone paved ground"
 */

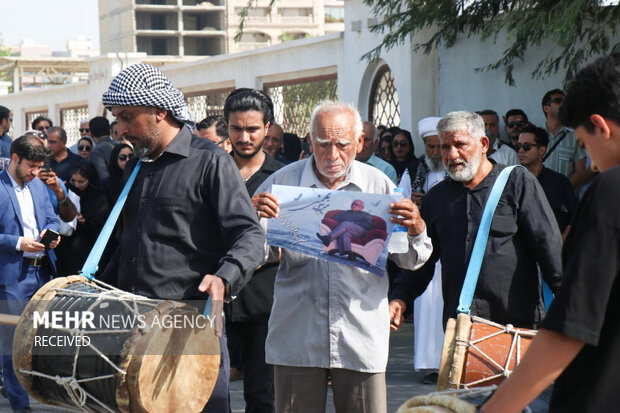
xmin=3 ymin=323 xmax=434 ymax=412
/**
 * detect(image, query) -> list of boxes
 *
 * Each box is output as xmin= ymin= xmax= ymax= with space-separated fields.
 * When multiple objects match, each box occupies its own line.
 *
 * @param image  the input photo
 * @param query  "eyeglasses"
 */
xmin=78 ymin=145 xmax=92 ymax=151
xmin=118 ymin=154 xmax=134 ymax=161
xmin=392 ymin=141 xmax=409 ymax=148
xmin=545 ymin=97 xmax=564 ymax=105
xmin=79 ymin=128 xmax=90 ymax=133
xmin=515 ymin=142 xmax=540 ymax=152
xmin=36 ymin=126 xmax=49 ymax=131
xmin=506 ymin=121 xmax=525 ymax=128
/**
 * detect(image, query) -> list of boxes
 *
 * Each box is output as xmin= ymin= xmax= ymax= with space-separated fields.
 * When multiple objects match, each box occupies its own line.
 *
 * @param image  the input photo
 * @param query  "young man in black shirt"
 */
xmin=482 ymin=53 xmax=620 ymax=412
xmin=224 ymin=88 xmax=284 ymax=413
xmin=517 ymin=125 xmax=578 ymax=234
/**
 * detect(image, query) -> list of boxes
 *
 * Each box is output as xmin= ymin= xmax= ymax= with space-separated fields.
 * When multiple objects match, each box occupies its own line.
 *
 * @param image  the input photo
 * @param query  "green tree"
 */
xmin=237 ymin=0 xmax=619 ymax=85
xmin=363 ymin=0 xmax=620 ymax=85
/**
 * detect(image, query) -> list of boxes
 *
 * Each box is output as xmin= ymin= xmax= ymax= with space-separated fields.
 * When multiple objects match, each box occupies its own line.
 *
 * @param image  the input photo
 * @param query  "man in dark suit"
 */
xmin=0 ymin=135 xmax=60 ymax=413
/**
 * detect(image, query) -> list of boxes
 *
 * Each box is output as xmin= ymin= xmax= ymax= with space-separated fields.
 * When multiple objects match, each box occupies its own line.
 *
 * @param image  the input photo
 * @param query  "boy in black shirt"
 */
xmin=482 ymin=53 xmax=620 ymax=412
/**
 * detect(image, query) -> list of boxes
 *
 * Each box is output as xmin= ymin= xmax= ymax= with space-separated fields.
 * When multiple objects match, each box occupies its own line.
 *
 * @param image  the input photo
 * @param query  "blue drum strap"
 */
xmin=80 ymin=161 xmax=142 ymax=279
xmin=457 ymin=165 xmax=519 ymax=314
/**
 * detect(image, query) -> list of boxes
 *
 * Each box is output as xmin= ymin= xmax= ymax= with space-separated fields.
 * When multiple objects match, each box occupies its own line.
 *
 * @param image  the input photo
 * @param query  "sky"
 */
xmin=1 ymin=0 xmax=100 ymax=51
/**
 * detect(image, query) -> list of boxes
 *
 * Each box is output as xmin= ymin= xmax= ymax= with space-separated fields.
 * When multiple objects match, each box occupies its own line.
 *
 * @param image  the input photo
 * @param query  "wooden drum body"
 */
xmin=437 ymin=313 xmax=536 ymax=391
xmin=13 ymin=276 xmax=220 ymax=413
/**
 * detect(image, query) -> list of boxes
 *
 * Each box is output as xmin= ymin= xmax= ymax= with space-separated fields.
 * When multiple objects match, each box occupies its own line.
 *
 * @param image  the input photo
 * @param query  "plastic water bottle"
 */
xmin=388 ymin=188 xmax=409 ymax=254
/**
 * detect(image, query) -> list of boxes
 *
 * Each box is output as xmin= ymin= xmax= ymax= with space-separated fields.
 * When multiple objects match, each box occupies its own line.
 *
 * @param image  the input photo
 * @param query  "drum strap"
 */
xmin=456 ymin=165 xmax=520 ymax=314
xmin=80 ymin=161 xmax=142 ymax=279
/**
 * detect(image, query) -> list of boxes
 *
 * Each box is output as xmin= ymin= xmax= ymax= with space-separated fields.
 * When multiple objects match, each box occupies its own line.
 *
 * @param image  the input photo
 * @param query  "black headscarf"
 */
xmin=104 ymin=143 xmax=133 ymax=204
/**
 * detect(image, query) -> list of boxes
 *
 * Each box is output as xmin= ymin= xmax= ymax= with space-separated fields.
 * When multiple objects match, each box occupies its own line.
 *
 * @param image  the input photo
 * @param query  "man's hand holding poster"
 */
xmin=266 ymin=185 xmax=401 ymax=276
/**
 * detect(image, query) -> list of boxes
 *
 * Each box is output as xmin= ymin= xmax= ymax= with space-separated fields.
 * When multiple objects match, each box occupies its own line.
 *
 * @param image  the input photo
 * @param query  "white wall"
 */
xmin=436 ymin=26 xmax=620 ymax=140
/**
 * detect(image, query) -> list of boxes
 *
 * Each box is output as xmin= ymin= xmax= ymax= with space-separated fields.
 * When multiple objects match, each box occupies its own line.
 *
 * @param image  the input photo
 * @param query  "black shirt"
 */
xmin=228 ymin=153 xmax=284 ymax=321
xmin=391 ymin=163 xmax=563 ymax=327
xmin=50 ymin=150 xmax=82 ymax=183
xmin=541 ymin=166 xmax=620 ymax=412
xmin=101 ymin=127 xmax=266 ymax=300
xmin=537 ymin=167 xmax=578 ymax=232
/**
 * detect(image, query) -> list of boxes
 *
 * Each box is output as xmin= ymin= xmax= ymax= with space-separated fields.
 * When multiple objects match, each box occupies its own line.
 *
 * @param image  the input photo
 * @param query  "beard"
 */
xmin=232 ymin=135 xmax=266 ymax=159
xmin=444 ymin=151 xmax=482 ymax=182
xmin=233 ymin=143 xmax=264 ymax=159
xmin=424 ymin=154 xmax=444 ymax=172
xmin=131 ymin=122 xmax=161 ymax=161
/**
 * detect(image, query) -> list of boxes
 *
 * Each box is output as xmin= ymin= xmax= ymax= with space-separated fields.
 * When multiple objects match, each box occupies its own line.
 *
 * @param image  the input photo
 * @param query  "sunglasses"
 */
xmin=392 ymin=141 xmax=409 ymax=148
xmin=515 ymin=142 xmax=539 ymax=152
xmin=25 ymin=131 xmax=46 ymax=139
xmin=78 ymin=145 xmax=92 ymax=151
xmin=506 ymin=121 xmax=525 ymax=128
xmin=36 ymin=126 xmax=48 ymax=131
xmin=79 ymin=128 xmax=90 ymax=133
xmin=118 ymin=154 xmax=134 ymax=161
xmin=545 ymin=97 xmax=564 ymax=105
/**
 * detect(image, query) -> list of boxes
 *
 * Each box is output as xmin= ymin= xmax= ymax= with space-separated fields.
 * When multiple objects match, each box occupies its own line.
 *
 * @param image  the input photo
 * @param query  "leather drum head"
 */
xmin=116 ymin=301 xmax=220 ymax=413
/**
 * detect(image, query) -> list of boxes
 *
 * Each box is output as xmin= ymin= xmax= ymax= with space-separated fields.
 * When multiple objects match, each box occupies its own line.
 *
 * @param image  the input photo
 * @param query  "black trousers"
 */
xmin=203 ymin=326 xmax=231 ymax=413
xmin=229 ymin=317 xmax=274 ymax=413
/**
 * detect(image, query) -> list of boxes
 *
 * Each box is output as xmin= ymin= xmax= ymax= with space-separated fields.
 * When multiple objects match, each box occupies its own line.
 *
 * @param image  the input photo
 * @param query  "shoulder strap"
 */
xmin=542 ymin=130 xmax=567 ymax=162
xmin=80 ymin=161 xmax=142 ymax=279
xmin=456 ymin=165 xmax=521 ymax=314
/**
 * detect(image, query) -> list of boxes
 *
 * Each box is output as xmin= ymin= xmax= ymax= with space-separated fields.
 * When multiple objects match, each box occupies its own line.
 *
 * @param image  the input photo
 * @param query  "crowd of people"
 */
xmin=0 ymin=52 xmax=617 ymax=413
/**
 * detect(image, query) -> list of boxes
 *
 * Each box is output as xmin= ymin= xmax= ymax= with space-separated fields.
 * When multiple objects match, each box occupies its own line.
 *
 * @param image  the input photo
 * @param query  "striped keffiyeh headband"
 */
xmin=102 ymin=63 xmax=195 ymax=130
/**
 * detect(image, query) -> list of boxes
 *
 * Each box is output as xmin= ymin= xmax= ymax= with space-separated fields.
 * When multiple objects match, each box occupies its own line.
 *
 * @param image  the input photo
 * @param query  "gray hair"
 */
xmin=309 ymin=101 xmax=363 ymax=141
xmin=437 ymin=111 xmax=486 ymax=140
xmin=363 ymin=121 xmax=379 ymax=143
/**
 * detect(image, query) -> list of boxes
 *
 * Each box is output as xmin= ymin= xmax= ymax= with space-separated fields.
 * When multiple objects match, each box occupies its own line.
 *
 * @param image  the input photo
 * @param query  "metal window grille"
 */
xmin=265 ymin=75 xmax=337 ymax=137
xmin=185 ymin=89 xmax=234 ymax=122
xmin=25 ymin=111 xmax=49 ymax=131
xmin=60 ymin=106 xmax=89 ymax=147
xmin=369 ymin=65 xmax=400 ymax=128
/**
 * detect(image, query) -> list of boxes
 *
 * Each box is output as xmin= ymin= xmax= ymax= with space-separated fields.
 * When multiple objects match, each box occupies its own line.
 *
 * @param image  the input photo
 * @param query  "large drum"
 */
xmin=437 ymin=313 xmax=536 ymax=391
xmin=12 ymin=276 xmax=220 ymax=413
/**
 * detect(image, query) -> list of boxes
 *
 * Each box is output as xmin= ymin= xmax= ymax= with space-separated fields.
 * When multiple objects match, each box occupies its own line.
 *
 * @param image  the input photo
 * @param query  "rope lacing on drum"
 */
xmin=451 ymin=316 xmax=537 ymax=388
xmin=21 ymin=277 xmax=162 ymax=412
xmin=17 ymin=369 xmax=117 ymax=413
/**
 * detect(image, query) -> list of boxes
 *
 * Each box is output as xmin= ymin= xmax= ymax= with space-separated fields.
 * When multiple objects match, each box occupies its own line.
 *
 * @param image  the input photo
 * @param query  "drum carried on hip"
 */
xmin=11 ymin=276 xmax=220 ymax=413
xmin=437 ymin=313 xmax=536 ymax=390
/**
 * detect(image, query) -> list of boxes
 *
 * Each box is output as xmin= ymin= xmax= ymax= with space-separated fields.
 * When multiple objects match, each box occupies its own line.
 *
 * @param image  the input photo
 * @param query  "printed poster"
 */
xmin=267 ymin=185 xmax=402 ymax=276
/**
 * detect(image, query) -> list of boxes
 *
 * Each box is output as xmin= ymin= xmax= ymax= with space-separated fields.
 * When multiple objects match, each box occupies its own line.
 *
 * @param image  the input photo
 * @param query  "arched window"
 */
xmin=369 ymin=65 xmax=400 ymax=127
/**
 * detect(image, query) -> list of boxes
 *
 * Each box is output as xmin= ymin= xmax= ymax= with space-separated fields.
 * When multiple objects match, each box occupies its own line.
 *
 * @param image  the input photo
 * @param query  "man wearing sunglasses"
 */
xmin=0 ymin=106 xmax=13 ymax=158
xmin=517 ymin=125 xmax=577 ymax=234
xmin=542 ymin=89 xmax=595 ymax=189
xmin=503 ymin=109 xmax=529 ymax=149
xmin=31 ymin=116 xmax=53 ymax=133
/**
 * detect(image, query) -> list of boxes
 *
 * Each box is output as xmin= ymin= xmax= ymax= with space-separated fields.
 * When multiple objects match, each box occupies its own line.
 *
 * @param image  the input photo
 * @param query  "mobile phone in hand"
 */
xmin=42 ymin=156 xmax=51 ymax=172
xmin=39 ymin=229 xmax=59 ymax=249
